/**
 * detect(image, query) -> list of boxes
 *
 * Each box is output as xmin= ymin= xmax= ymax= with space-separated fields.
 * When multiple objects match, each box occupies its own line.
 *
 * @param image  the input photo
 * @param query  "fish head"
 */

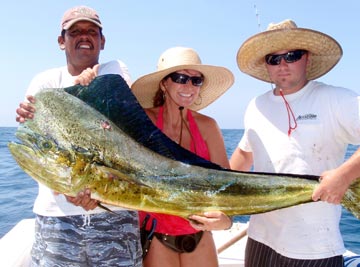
xmin=8 ymin=125 xmax=93 ymax=195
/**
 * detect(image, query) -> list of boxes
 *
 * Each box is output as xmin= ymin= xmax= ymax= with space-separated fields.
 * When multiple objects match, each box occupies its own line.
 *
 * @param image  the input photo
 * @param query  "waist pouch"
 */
xmin=141 ymin=229 xmax=204 ymax=257
xmin=154 ymin=231 xmax=204 ymax=253
xmin=140 ymin=214 xmax=204 ymax=257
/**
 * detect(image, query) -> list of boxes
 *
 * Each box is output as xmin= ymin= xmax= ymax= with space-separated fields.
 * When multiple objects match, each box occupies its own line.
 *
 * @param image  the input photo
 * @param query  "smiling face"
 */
xmin=58 ymin=21 xmax=105 ymax=75
xmin=161 ymin=69 xmax=203 ymax=108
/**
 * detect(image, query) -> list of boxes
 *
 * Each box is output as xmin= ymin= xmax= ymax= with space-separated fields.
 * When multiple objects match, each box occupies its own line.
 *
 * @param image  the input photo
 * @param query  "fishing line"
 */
xmin=178 ymin=106 xmax=184 ymax=145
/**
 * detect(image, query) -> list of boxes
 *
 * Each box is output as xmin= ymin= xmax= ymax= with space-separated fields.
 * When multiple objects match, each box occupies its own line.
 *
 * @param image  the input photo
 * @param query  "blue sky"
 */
xmin=1 ymin=0 xmax=359 ymax=129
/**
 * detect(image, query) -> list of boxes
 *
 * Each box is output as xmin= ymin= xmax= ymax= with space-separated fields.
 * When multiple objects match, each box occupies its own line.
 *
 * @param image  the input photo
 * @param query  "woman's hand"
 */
xmin=188 ymin=211 xmax=232 ymax=231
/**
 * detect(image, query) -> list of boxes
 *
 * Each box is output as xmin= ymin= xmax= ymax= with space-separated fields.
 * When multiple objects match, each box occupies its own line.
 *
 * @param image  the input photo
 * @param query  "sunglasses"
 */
xmin=166 ymin=72 xmax=204 ymax=87
xmin=265 ymin=50 xmax=307 ymax=65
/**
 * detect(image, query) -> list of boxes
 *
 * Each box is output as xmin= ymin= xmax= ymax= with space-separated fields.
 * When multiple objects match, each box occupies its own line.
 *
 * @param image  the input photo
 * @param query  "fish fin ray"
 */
xmin=342 ymin=179 xmax=360 ymax=220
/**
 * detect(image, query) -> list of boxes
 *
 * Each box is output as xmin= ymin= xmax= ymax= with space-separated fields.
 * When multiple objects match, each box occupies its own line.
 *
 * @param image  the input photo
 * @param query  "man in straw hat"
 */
xmin=15 ymin=6 xmax=142 ymax=266
xmin=131 ymin=46 xmax=234 ymax=267
xmin=230 ymin=19 xmax=360 ymax=266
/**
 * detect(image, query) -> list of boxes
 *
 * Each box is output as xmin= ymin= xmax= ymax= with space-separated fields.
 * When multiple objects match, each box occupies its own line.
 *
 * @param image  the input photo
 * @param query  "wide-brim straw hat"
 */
xmin=131 ymin=47 xmax=234 ymax=111
xmin=237 ymin=19 xmax=343 ymax=83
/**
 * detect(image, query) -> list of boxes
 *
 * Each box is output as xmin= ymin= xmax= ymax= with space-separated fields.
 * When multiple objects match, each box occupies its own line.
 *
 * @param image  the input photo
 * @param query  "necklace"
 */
xmin=177 ymin=107 xmax=196 ymax=154
xmin=178 ymin=107 xmax=184 ymax=145
xmin=279 ymin=89 xmax=297 ymax=137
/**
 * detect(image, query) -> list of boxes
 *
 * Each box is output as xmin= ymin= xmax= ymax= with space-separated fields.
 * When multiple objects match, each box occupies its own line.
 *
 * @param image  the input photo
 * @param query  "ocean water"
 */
xmin=0 ymin=127 xmax=359 ymax=254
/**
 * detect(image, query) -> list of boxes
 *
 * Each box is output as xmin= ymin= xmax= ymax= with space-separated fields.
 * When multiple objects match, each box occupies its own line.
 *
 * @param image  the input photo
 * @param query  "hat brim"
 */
xmin=237 ymin=28 xmax=342 ymax=82
xmin=131 ymin=65 xmax=234 ymax=111
xmin=63 ymin=18 xmax=102 ymax=30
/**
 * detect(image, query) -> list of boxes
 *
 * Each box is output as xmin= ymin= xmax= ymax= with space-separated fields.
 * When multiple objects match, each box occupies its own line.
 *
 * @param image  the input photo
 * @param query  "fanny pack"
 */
xmin=154 ymin=231 xmax=204 ymax=253
xmin=140 ymin=214 xmax=204 ymax=257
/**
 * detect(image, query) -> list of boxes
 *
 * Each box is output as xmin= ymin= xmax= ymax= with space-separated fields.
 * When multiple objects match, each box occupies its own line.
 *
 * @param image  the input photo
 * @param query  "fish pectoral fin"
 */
xmin=97 ymin=202 xmax=118 ymax=215
xmin=96 ymin=165 xmax=150 ymax=188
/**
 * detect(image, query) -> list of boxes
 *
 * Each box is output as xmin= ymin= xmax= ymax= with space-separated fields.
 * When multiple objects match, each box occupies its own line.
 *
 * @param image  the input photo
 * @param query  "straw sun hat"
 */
xmin=131 ymin=47 xmax=234 ymax=111
xmin=236 ymin=19 xmax=343 ymax=83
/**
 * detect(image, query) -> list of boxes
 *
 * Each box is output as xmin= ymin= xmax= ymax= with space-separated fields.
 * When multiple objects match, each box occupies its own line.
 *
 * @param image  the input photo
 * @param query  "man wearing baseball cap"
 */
xmin=61 ymin=5 xmax=102 ymax=30
xmin=15 ymin=6 xmax=141 ymax=266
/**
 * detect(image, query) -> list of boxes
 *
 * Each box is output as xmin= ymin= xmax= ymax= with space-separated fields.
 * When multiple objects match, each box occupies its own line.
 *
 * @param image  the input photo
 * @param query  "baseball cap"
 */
xmin=61 ymin=6 xmax=102 ymax=30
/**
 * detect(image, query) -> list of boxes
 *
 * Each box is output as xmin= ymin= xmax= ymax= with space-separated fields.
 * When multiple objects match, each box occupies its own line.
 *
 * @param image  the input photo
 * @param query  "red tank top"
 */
xmin=139 ymin=106 xmax=210 ymax=235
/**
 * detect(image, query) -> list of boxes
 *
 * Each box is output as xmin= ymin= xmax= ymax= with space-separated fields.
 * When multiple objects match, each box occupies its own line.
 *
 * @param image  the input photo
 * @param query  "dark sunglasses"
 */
xmin=166 ymin=72 xmax=204 ymax=87
xmin=265 ymin=50 xmax=307 ymax=65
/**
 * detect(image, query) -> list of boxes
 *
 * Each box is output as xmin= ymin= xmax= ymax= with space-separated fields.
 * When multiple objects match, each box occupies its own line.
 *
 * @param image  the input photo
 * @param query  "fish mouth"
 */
xmin=8 ymin=140 xmax=75 ymax=193
xmin=8 ymin=141 xmax=47 ymax=181
xmin=9 ymin=128 xmax=54 ymax=168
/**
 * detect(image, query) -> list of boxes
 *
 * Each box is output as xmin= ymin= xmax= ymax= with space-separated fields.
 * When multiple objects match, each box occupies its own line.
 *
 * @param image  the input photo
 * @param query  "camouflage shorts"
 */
xmin=31 ymin=211 xmax=142 ymax=267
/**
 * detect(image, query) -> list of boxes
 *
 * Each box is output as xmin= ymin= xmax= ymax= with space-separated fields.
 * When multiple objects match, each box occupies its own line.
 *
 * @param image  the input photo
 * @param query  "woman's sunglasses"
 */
xmin=265 ymin=50 xmax=307 ymax=65
xmin=166 ymin=72 xmax=204 ymax=87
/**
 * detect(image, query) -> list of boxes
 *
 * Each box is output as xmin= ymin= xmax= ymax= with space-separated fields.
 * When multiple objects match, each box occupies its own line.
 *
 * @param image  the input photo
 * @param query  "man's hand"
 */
xmin=65 ymin=189 xmax=99 ymax=211
xmin=188 ymin=211 xmax=232 ymax=231
xmin=312 ymin=169 xmax=350 ymax=204
xmin=16 ymin=95 xmax=36 ymax=123
xmin=74 ymin=64 xmax=99 ymax=86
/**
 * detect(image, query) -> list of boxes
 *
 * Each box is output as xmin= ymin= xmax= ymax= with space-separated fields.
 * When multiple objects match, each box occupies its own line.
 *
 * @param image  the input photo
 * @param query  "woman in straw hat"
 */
xmin=131 ymin=46 xmax=234 ymax=267
xmin=230 ymin=19 xmax=360 ymax=266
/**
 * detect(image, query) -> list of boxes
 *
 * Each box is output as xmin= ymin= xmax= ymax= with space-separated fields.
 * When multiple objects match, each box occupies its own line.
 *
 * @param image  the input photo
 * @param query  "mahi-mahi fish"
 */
xmin=8 ymin=75 xmax=360 ymax=219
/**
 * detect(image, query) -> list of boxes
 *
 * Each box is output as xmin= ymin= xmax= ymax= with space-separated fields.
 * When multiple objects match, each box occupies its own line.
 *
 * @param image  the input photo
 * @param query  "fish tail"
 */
xmin=342 ymin=179 xmax=360 ymax=220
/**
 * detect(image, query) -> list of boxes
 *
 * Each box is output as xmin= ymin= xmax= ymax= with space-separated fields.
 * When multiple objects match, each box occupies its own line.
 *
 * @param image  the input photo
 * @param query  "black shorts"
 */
xmin=245 ymin=237 xmax=344 ymax=267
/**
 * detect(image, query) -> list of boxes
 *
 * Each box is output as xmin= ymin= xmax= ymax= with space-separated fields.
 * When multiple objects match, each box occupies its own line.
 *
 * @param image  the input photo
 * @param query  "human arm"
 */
xmin=229 ymin=147 xmax=253 ymax=171
xmin=15 ymin=66 xmax=96 ymax=123
xmin=312 ymin=148 xmax=360 ymax=204
xmin=312 ymin=90 xmax=360 ymax=203
xmin=16 ymin=65 xmax=93 ymax=123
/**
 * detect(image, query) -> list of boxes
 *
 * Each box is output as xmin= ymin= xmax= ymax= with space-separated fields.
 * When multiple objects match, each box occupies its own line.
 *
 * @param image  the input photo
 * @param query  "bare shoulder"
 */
xmin=191 ymin=111 xmax=220 ymax=133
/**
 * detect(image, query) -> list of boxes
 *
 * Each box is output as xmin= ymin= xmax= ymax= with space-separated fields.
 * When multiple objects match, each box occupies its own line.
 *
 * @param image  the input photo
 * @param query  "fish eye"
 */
xmin=40 ymin=140 xmax=53 ymax=150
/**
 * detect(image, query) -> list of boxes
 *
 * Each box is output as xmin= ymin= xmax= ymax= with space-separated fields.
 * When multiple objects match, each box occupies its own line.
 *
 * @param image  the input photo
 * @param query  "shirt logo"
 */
xmin=296 ymin=113 xmax=317 ymax=121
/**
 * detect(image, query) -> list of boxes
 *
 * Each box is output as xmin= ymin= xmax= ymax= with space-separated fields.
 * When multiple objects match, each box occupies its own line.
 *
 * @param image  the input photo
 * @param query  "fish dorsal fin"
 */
xmin=65 ymin=74 xmax=222 ymax=170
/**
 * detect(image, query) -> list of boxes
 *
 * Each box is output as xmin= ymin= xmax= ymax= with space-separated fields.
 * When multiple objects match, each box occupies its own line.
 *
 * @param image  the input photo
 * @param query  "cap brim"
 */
xmin=63 ymin=18 xmax=102 ymax=30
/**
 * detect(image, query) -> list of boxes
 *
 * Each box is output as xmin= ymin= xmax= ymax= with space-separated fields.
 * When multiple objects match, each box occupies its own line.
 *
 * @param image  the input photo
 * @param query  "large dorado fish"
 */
xmin=8 ymin=75 xmax=360 ymax=219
